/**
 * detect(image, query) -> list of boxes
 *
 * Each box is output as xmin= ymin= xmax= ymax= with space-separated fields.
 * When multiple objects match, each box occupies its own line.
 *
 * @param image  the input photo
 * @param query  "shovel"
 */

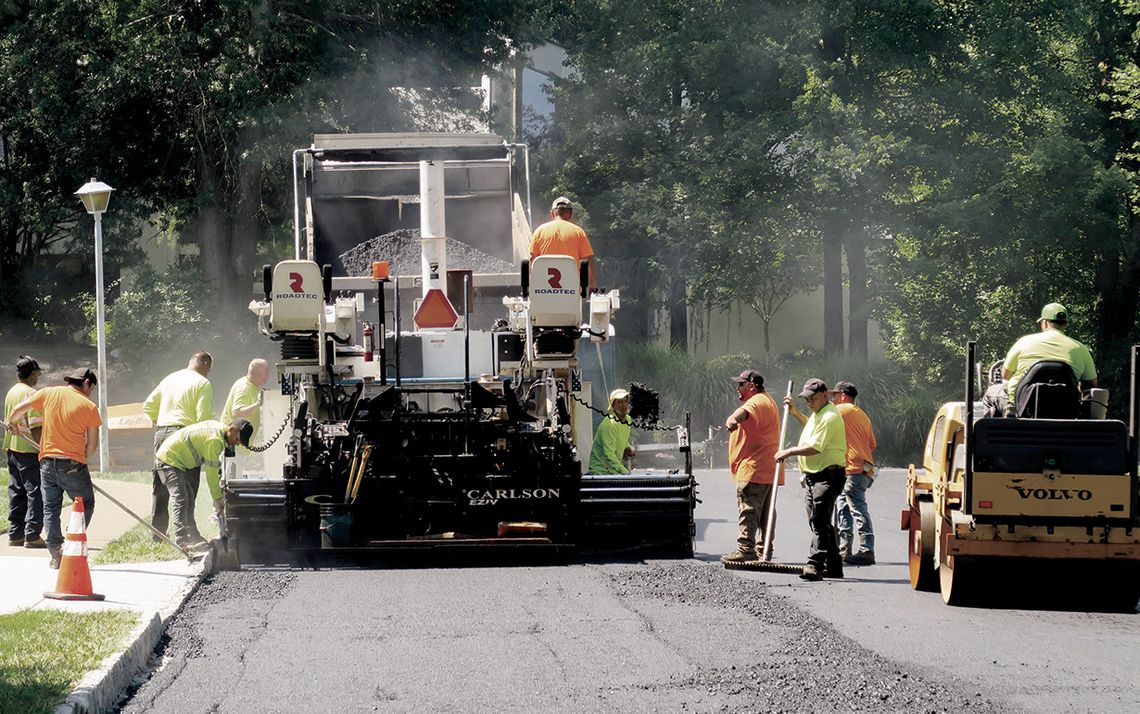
xmin=0 ymin=421 xmax=196 ymax=560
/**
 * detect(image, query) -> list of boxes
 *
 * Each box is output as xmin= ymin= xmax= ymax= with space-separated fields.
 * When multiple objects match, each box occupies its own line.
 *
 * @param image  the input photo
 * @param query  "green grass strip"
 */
xmin=0 ymin=608 xmax=138 ymax=714
xmin=93 ymin=489 xmax=219 ymax=566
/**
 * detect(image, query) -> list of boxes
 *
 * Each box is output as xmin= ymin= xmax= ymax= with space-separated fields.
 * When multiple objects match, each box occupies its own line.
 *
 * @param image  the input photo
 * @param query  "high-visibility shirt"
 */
xmin=835 ymin=402 xmax=876 ymax=475
xmin=23 ymin=386 xmax=101 ymax=463
xmin=528 ymin=218 xmax=595 ymax=263
xmin=143 ymin=369 xmax=213 ymax=427
xmin=1004 ymin=328 xmax=1097 ymax=400
xmin=796 ymin=402 xmax=847 ymax=475
xmin=728 ymin=392 xmax=782 ymax=484
xmin=221 ymin=377 xmax=260 ymax=433
xmin=588 ymin=410 xmax=632 ymax=474
xmin=4 ymin=382 xmax=41 ymax=453
xmin=156 ymin=420 xmax=227 ymax=500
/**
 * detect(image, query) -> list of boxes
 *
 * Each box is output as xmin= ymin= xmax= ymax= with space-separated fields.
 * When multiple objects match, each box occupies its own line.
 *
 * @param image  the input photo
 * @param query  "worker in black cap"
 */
xmin=4 ymin=356 xmax=45 ymax=548
xmin=721 ymin=369 xmax=781 ymax=564
xmin=5 ymin=367 xmax=102 ymax=568
xmin=154 ymin=418 xmax=252 ymax=551
xmin=777 ymin=378 xmax=847 ymax=581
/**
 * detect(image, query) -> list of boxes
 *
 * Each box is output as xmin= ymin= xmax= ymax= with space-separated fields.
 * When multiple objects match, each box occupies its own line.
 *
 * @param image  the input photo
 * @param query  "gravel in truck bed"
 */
xmin=340 ymin=228 xmax=515 ymax=277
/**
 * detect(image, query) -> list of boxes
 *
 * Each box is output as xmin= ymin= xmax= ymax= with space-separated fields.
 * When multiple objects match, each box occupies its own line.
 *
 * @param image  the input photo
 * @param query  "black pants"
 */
xmin=7 ymin=450 xmax=42 ymax=540
xmin=803 ymin=465 xmax=846 ymax=571
xmin=152 ymin=425 xmax=200 ymax=534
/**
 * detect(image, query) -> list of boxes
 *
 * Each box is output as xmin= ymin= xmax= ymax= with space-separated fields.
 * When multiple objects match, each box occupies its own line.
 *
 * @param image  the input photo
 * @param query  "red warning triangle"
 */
xmin=414 ymin=288 xmax=459 ymax=329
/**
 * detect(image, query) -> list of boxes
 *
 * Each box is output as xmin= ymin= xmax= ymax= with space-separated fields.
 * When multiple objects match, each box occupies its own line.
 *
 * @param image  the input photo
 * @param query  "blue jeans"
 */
xmin=836 ymin=471 xmax=874 ymax=553
xmin=7 ymin=450 xmax=43 ymax=540
xmin=41 ymin=458 xmax=95 ymax=551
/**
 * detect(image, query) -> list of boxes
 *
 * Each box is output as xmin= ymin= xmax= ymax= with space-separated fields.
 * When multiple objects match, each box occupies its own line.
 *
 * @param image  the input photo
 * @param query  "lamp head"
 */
xmin=75 ymin=178 xmax=114 ymax=214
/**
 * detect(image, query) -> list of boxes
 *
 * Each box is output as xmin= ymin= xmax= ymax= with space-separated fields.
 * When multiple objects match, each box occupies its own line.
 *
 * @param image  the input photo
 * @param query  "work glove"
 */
xmin=212 ymin=498 xmax=224 ymax=519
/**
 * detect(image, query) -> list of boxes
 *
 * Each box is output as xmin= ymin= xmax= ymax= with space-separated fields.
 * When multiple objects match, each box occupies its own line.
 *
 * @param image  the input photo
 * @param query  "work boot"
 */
xmin=24 ymin=536 xmax=47 ymax=549
xmin=844 ymin=550 xmax=876 ymax=566
xmin=721 ymin=548 xmax=759 ymax=565
xmin=820 ymin=566 xmax=844 ymax=579
xmin=48 ymin=547 xmax=61 ymax=570
xmin=799 ymin=564 xmax=822 ymax=581
xmin=9 ymin=537 xmax=24 ymax=547
xmin=754 ymin=544 xmax=772 ymax=561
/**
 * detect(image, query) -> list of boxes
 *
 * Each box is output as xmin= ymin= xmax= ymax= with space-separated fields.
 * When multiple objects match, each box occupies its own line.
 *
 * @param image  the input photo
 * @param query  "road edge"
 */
xmin=52 ymin=548 xmax=217 ymax=714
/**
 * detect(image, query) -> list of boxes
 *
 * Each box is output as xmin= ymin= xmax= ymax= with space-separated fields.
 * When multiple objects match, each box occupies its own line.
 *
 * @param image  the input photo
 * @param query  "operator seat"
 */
xmin=1013 ymin=360 xmax=1080 ymax=419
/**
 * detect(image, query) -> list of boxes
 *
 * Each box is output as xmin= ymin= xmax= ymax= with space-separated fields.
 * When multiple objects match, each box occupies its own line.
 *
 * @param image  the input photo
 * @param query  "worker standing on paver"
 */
xmin=721 ymin=369 xmax=781 ymax=565
xmin=155 ymin=418 xmax=253 ymax=545
xmin=221 ymin=358 xmax=268 ymax=480
xmin=529 ymin=196 xmax=598 ymax=292
xmin=4 ymin=356 xmax=46 ymax=548
xmin=143 ymin=352 xmax=213 ymax=540
xmin=777 ymin=378 xmax=847 ymax=581
xmin=829 ymin=381 xmax=878 ymax=566
xmin=588 ymin=388 xmax=634 ymax=474
xmin=5 ymin=368 xmax=101 ymax=569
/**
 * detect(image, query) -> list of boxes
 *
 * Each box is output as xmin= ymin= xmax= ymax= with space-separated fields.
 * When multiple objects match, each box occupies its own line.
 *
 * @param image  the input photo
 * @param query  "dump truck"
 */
xmin=219 ymin=133 xmax=695 ymax=566
xmin=902 ymin=341 xmax=1140 ymax=611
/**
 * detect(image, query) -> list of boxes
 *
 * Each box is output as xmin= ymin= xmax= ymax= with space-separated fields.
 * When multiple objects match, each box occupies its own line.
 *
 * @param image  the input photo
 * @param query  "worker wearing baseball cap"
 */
xmin=721 ymin=369 xmax=781 ymax=565
xmin=588 ymin=388 xmax=634 ymax=474
xmin=829 ymin=381 xmax=878 ymax=566
xmin=5 ymin=367 xmax=102 ymax=568
xmin=154 ymin=418 xmax=253 ymax=551
xmin=528 ymin=195 xmax=597 ymax=292
xmin=5 ymin=356 xmax=45 ymax=548
xmin=777 ymin=377 xmax=847 ymax=581
xmin=1000 ymin=302 xmax=1097 ymax=415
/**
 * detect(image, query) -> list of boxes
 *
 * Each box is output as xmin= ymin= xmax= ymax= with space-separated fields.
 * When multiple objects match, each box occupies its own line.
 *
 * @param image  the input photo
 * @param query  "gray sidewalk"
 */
xmin=1 ymin=477 xmax=213 ymax=713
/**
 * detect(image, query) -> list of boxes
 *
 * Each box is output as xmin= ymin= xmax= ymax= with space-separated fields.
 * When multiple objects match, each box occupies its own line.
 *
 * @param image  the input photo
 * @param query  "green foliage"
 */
xmin=0 ymin=609 xmax=137 ymax=714
xmin=615 ymin=343 xmax=753 ymax=436
xmin=102 ymin=266 xmax=216 ymax=365
xmin=615 ymin=342 xmax=942 ymax=465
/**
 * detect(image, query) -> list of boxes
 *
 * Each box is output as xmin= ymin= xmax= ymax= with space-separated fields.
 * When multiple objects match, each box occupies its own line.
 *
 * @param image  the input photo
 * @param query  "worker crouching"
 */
xmin=154 ymin=418 xmax=253 ymax=552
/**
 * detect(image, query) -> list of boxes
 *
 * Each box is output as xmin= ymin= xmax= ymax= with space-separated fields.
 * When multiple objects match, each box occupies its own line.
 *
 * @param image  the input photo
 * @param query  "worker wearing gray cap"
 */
xmin=529 ymin=196 xmax=597 ymax=292
xmin=778 ymin=378 xmax=847 ymax=581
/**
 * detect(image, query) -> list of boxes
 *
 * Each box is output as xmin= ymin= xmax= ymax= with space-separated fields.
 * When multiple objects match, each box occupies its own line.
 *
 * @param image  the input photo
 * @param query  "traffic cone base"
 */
xmin=44 ymin=496 xmax=104 ymax=601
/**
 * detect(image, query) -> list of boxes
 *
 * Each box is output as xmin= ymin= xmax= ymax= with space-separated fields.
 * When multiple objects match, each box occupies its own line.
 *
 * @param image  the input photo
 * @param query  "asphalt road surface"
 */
xmin=119 ymin=467 xmax=1139 ymax=713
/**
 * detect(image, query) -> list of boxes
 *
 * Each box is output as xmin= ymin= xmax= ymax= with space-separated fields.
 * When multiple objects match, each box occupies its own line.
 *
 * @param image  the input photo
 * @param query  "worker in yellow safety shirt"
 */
xmin=999 ymin=302 xmax=1097 ymax=416
xmin=154 ymin=419 xmax=252 ymax=550
xmin=588 ymin=388 xmax=634 ymax=474
xmin=221 ymin=358 xmax=269 ymax=479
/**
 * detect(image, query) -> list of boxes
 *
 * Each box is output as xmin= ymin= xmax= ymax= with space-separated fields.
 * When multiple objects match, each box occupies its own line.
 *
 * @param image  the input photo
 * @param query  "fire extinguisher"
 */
xmin=362 ymin=322 xmax=374 ymax=362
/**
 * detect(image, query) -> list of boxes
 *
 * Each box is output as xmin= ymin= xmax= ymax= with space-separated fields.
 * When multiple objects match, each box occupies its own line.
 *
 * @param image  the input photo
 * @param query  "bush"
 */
xmin=614 ymin=342 xmax=949 ymax=466
xmin=103 ymin=265 xmax=216 ymax=364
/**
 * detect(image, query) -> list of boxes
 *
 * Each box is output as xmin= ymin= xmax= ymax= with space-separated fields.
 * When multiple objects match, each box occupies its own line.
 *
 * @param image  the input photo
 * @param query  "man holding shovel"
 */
xmin=721 ymin=369 xmax=781 ymax=565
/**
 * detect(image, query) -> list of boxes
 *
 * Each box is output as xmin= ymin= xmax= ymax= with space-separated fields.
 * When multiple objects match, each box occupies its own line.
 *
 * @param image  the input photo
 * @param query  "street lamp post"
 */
xmin=74 ymin=178 xmax=114 ymax=473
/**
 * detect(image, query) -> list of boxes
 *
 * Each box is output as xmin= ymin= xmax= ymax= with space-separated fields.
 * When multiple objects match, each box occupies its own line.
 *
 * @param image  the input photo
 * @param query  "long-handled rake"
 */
xmin=0 ymin=421 xmax=196 ymax=560
xmin=723 ymin=380 xmax=805 ymax=575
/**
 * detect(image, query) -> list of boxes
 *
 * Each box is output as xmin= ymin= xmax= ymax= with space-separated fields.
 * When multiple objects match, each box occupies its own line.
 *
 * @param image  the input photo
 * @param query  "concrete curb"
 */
xmin=53 ymin=548 xmax=218 ymax=714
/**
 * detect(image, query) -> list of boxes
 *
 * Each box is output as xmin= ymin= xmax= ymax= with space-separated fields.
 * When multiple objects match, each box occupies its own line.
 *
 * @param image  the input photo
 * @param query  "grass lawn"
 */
xmin=93 ymin=472 xmax=219 ymax=566
xmin=0 ymin=608 xmax=138 ymax=714
xmin=2 ymin=466 xmax=216 ymax=564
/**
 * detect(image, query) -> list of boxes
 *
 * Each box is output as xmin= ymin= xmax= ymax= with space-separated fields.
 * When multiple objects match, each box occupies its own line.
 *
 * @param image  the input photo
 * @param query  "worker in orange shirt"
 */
xmin=529 ymin=196 xmax=597 ymax=292
xmin=829 ymin=381 xmax=878 ymax=566
xmin=5 ymin=368 xmax=102 ymax=569
xmin=721 ymin=369 xmax=782 ymax=564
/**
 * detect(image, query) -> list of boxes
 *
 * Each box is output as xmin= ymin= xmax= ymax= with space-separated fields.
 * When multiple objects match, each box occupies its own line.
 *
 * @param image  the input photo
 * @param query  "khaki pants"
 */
xmin=736 ymin=481 xmax=775 ymax=553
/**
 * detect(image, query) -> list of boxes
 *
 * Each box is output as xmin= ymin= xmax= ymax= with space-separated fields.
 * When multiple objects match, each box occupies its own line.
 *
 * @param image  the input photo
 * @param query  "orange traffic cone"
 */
xmin=44 ymin=496 xmax=105 ymax=601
